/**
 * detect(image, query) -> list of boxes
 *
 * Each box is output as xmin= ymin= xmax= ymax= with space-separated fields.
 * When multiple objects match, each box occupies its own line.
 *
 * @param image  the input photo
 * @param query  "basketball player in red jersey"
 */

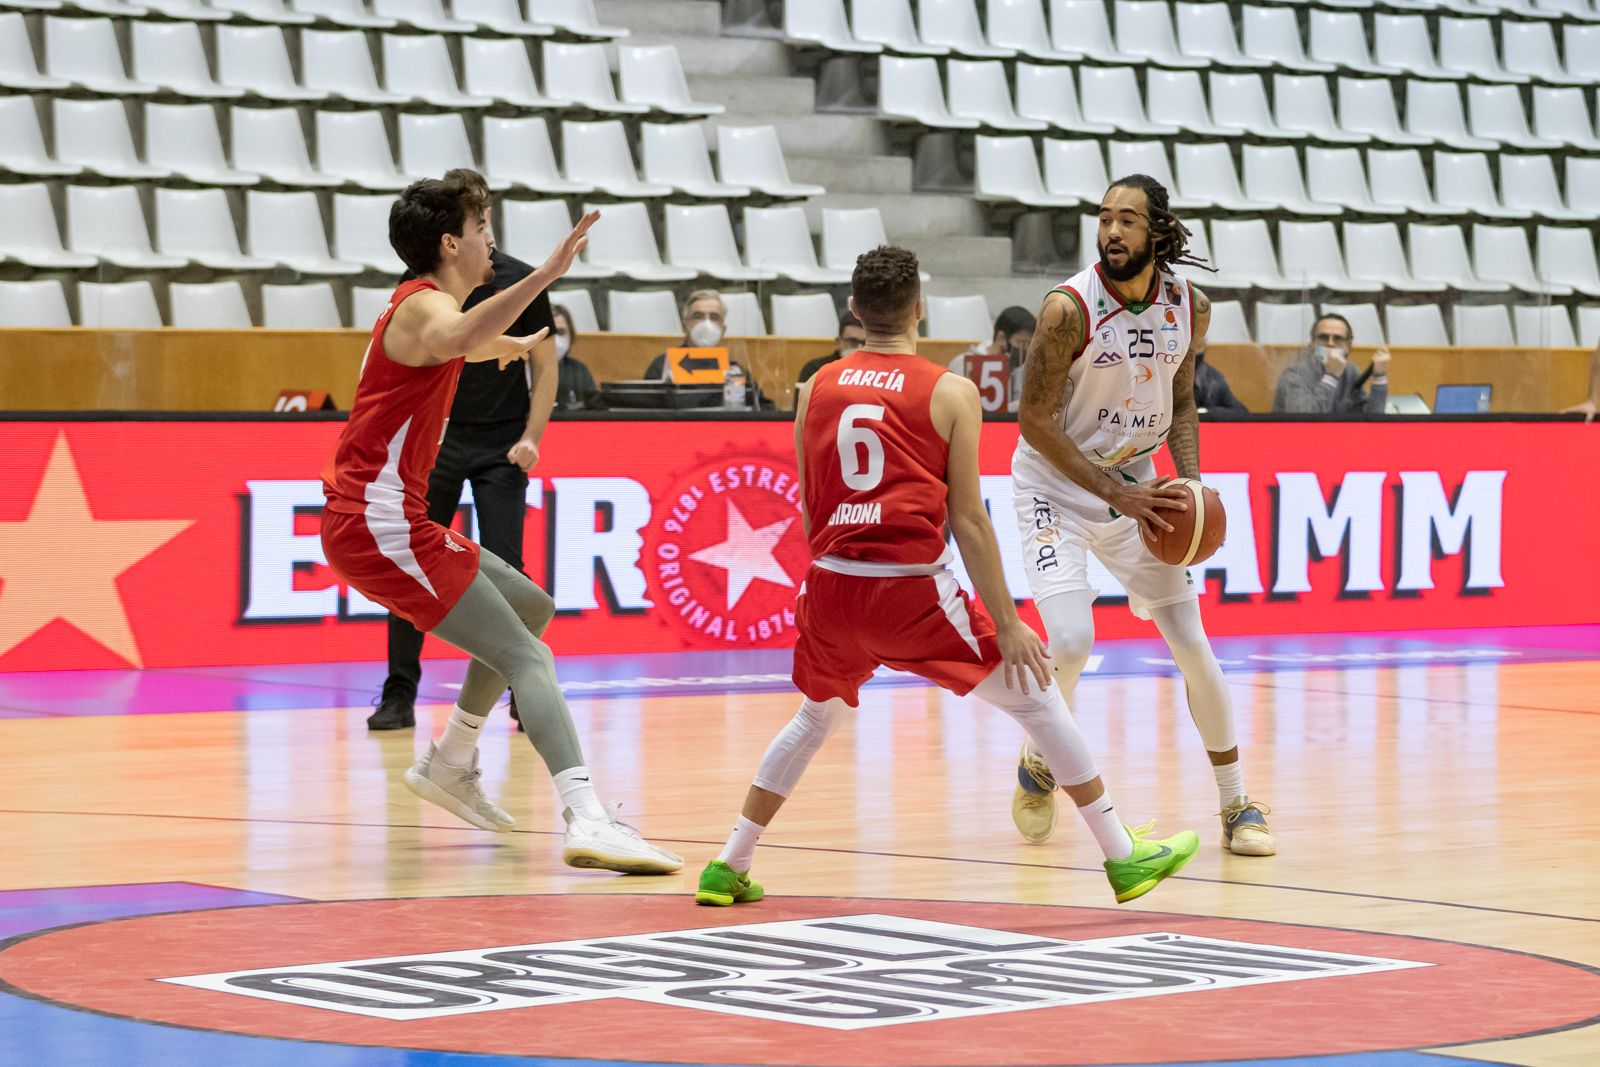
xmin=695 ymin=246 xmax=1197 ymax=906
xmin=321 ymin=173 xmax=681 ymax=874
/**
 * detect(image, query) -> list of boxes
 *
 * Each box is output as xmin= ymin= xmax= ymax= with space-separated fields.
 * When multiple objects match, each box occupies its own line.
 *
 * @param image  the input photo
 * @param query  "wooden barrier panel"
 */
xmin=0 ymin=329 xmax=1589 ymax=413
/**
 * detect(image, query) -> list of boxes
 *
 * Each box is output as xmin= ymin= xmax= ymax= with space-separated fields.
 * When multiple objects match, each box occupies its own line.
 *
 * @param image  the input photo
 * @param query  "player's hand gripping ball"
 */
xmin=1143 ymin=478 xmax=1226 ymax=566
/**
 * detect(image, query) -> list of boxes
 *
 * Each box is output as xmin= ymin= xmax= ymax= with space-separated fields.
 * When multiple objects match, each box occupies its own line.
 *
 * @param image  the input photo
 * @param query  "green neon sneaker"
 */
xmin=1104 ymin=822 xmax=1200 ymax=904
xmin=694 ymin=860 xmax=764 ymax=906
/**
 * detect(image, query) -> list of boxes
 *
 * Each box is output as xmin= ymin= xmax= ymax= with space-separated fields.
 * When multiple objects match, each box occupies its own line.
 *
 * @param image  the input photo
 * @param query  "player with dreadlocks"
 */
xmin=1002 ymin=174 xmax=1277 ymax=859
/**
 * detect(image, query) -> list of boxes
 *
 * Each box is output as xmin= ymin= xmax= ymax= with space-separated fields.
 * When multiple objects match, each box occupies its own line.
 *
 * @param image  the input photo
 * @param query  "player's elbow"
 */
xmin=1018 ymin=404 xmax=1054 ymax=452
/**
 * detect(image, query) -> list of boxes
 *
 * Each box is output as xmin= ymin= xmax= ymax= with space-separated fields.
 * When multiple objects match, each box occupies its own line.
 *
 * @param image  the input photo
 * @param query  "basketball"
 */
xmin=1143 ymin=478 xmax=1226 ymax=566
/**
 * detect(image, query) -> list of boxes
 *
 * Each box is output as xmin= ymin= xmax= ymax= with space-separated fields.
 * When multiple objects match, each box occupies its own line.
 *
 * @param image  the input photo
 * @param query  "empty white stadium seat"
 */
xmin=384 ymin=35 xmax=489 ymax=108
xmin=399 ymin=112 xmax=502 ymax=186
xmin=1537 ymin=226 xmax=1600 ymax=297
xmin=1242 ymin=146 xmax=1342 ymax=216
xmin=301 ymin=30 xmax=408 ymax=105
xmin=54 ymin=99 xmax=170 ymax=180
xmin=0 ymin=184 xmax=95 ymax=268
xmin=1439 ymin=17 xmax=1524 ymax=84
xmin=527 ymin=0 xmax=627 ymax=39
xmin=582 ymin=200 xmax=695 ymax=282
xmin=1048 ymin=0 xmax=1123 ymax=63
xmin=1014 ymin=63 xmax=1114 ymax=135
xmin=462 ymin=37 xmax=563 ymax=108
xmin=1337 ymin=77 xmax=1430 ymax=146
xmin=501 ymin=200 xmax=615 ymax=279
xmin=483 ymin=116 xmax=591 ymax=195
xmin=1578 ymin=307 xmax=1600 ymax=349
xmin=975 ymin=136 xmax=1079 ymax=207
xmin=1117 ymin=0 xmax=1206 ymax=69
xmin=618 ymin=45 xmax=722 ymax=117
xmin=453 ymin=0 xmax=553 ymax=35
xmin=1205 ymin=300 xmax=1250 ymax=343
xmin=217 ymin=25 xmax=326 ymax=102
xmin=1209 ymin=72 xmax=1300 ymax=140
xmin=1273 ymin=74 xmax=1365 ymax=144
xmin=263 ymin=283 xmax=342 ymax=328
xmin=79 ymin=282 xmax=162 ymax=329
xmin=1108 ymin=142 xmax=1202 ymax=210
xmin=1146 ymin=69 xmax=1237 ymax=137
xmin=1407 ymin=223 xmax=1509 ymax=292
xmin=1176 ymin=1 xmax=1269 ymax=69
xmin=1342 ymin=222 xmax=1433 ymax=293
xmin=770 ymin=292 xmax=840 ymax=337
xmin=295 ymin=0 xmax=396 ymax=27
xmin=0 ymin=13 xmax=68 ymax=92
xmin=879 ymin=55 xmax=977 ymax=129
xmin=641 ymin=123 xmax=750 ymax=199
xmin=664 ymin=203 xmax=776 ymax=281
xmin=1308 ymin=10 xmax=1401 ymax=76
xmin=988 ymin=0 xmax=1078 ymax=62
xmin=334 ymin=193 xmax=408 ymax=274
xmin=926 ymin=294 xmax=991 ymax=340
xmin=543 ymin=42 xmax=645 ymax=114
xmin=742 ymin=205 xmax=849 ymax=285
xmin=45 ymin=17 xmax=155 ymax=95
xmin=723 ymin=291 xmax=766 ymax=336
xmin=233 ymin=107 xmax=339 ymax=187
xmin=1513 ymin=304 xmax=1576 ymax=347
xmin=0 ymin=95 xmax=76 ymax=176
xmin=1255 ymin=303 xmax=1317 ymax=345
xmin=715 ymin=125 xmax=824 ymax=199
xmin=1367 ymin=149 xmax=1451 ymax=216
xmin=1209 ymin=219 xmax=1297 ymax=290
xmin=351 ymin=286 xmax=391 ymax=327
xmin=132 ymin=21 xmax=242 ymax=101
xmin=1503 ymin=22 xmax=1586 ymax=85
xmin=550 ymin=288 xmax=599 ymax=332
xmin=608 ymin=289 xmax=679 ymax=334
xmin=1532 ymin=88 xmax=1600 ymax=151
xmin=1375 ymin=15 xmax=1464 ymax=81
xmin=155 ymin=188 xmax=274 ymax=270
xmin=1239 ymin=5 xmax=1334 ymax=74
xmin=1320 ymin=303 xmax=1386 ymax=346
xmin=1080 ymin=66 xmax=1178 ymax=136
xmin=146 ymin=103 xmax=260 ymax=186
xmin=1042 ymin=139 xmax=1109 ymax=202
xmin=1173 ymin=143 xmax=1272 ymax=212
xmin=1468 ymin=83 xmax=1561 ymax=150
xmin=170 ymin=282 xmax=253 ymax=329
xmin=1407 ymin=81 xmax=1497 ymax=150
xmin=1433 ymin=151 xmax=1532 ymax=219
xmin=947 ymin=59 xmax=1044 ymax=130
xmin=922 ymin=0 xmax=1013 ymax=57
xmin=1306 ymin=148 xmax=1404 ymax=217
xmin=67 ymin=185 xmax=188 ymax=269
xmin=1474 ymin=224 xmax=1572 ymax=295
xmin=1453 ymin=304 xmax=1515 ymax=347
xmin=785 ymin=0 xmax=880 ymax=54
xmin=562 ymin=120 xmax=671 ymax=198
xmin=317 ymin=110 xmax=407 ymax=190
xmin=247 ymin=190 xmax=364 ymax=274
xmin=822 ymin=207 xmax=927 ymax=279
xmin=1385 ymin=305 xmax=1449 ymax=346
xmin=853 ymin=0 xmax=946 ymax=55
xmin=1277 ymin=221 xmax=1368 ymax=292
xmin=374 ymin=0 xmax=474 ymax=33
xmin=212 ymin=0 xmax=315 ymax=24
xmin=0 ymin=280 xmax=71 ymax=327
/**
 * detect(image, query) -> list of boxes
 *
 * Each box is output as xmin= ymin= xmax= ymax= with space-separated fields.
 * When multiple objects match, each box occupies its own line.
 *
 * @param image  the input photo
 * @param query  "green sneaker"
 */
xmin=1104 ymin=822 xmax=1199 ymax=904
xmin=694 ymin=859 xmax=764 ymax=906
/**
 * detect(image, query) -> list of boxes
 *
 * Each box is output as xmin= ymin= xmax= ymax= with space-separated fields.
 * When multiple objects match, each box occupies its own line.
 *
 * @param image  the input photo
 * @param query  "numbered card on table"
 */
xmin=963 ymin=352 xmax=1010 ymax=413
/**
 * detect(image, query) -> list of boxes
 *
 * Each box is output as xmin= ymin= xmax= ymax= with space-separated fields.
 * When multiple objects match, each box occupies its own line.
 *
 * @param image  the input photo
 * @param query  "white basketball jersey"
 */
xmin=1016 ymin=263 xmax=1193 ymax=479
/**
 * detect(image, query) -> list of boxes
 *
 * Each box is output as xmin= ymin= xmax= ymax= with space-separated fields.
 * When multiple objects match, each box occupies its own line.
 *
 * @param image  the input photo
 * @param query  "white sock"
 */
xmin=436 ymin=705 xmax=483 ymax=767
xmin=552 ymin=766 xmax=606 ymax=821
xmin=1214 ymin=761 xmax=1245 ymax=810
xmin=1078 ymin=796 xmax=1134 ymax=861
xmin=717 ymin=815 xmax=765 ymax=872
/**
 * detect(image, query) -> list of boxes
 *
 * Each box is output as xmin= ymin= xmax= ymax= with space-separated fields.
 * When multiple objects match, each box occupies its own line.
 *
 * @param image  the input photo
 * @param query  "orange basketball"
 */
xmin=1143 ymin=478 xmax=1226 ymax=566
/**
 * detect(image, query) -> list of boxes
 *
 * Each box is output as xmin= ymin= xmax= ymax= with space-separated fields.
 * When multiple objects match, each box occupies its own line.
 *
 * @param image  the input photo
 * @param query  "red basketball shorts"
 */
xmin=791 ymin=565 xmax=1001 ymax=706
xmin=321 ymin=506 xmax=481 ymax=632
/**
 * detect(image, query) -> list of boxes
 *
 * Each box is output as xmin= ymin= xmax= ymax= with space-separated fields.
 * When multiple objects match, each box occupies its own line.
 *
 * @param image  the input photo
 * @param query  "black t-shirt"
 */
xmin=446 ymin=249 xmax=554 ymax=432
xmin=797 ymin=353 xmax=841 ymax=384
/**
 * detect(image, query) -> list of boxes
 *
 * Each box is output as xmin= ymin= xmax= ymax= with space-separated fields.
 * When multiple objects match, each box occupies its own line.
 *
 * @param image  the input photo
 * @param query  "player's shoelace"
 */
xmin=1020 ymin=746 xmax=1057 ymax=792
xmin=1220 ymin=799 xmax=1271 ymax=824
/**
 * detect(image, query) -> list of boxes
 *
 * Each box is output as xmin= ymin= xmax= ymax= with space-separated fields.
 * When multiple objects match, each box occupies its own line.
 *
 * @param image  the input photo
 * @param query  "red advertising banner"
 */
xmin=0 ymin=419 xmax=1594 ymax=671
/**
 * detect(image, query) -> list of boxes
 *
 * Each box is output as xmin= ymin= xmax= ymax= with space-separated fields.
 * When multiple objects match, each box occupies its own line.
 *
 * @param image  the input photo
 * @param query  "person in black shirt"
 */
xmin=369 ymin=174 xmax=557 ymax=731
xmin=1192 ymin=341 xmax=1248 ymax=412
xmin=797 ymin=311 xmax=866 ymax=384
xmin=550 ymin=302 xmax=598 ymax=409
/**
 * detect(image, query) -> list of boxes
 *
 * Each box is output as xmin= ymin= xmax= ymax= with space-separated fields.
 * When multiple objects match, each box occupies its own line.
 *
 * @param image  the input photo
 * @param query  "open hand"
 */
xmin=1563 ymin=398 xmax=1598 ymax=423
xmin=997 ymin=621 xmax=1052 ymax=695
xmin=496 ymin=328 xmax=549 ymax=369
xmin=1113 ymin=477 xmax=1190 ymax=539
xmin=541 ymin=210 xmax=600 ymax=280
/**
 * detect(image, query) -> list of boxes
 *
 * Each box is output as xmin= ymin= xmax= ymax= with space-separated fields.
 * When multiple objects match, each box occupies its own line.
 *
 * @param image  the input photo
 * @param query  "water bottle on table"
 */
xmin=723 ymin=363 xmax=747 ymax=410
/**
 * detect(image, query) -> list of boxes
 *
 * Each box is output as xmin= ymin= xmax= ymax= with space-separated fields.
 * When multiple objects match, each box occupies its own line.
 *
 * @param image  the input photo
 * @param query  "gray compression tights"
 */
xmin=429 ymin=550 xmax=585 ymax=775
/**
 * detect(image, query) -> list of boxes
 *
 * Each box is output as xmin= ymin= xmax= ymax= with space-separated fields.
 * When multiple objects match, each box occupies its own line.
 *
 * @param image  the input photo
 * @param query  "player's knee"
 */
xmin=522 ymin=584 xmax=556 ymax=637
xmin=797 ymin=697 xmax=846 ymax=738
xmin=1048 ymin=631 xmax=1094 ymax=683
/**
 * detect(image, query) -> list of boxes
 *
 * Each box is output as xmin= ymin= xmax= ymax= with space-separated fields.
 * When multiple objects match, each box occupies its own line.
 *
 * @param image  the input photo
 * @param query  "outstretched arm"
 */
xmin=1166 ymin=285 xmax=1211 ymax=480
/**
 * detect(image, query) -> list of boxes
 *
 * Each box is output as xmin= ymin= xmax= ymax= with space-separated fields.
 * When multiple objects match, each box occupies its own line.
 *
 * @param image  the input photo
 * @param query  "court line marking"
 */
xmin=1236 ymin=676 xmax=1600 ymax=719
xmin=0 ymin=806 xmax=1594 ymax=927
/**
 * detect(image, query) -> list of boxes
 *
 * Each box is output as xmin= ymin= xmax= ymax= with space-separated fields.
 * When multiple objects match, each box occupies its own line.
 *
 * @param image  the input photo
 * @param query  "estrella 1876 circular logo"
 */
xmin=640 ymin=450 xmax=811 ymax=649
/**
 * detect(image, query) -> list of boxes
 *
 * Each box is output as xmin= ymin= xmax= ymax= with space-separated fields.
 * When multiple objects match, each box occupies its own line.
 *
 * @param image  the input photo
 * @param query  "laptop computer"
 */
xmin=1433 ymin=384 xmax=1492 ymax=414
xmin=1386 ymin=393 xmax=1430 ymax=415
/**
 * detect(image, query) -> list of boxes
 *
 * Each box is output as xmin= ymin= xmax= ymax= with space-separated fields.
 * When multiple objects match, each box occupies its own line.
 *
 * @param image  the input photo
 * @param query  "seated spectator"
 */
xmin=550 ymin=303 xmax=597 ymax=410
xmin=644 ymin=289 xmax=770 ymax=408
xmin=1193 ymin=341 xmax=1247 ymax=412
xmin=1272 ymin=313 xmax=1389 ymax=415
xmin=947 ymin=305 xmax=1035 ymax=411
xmin=797 ymin=312 xmax=866 ymax=384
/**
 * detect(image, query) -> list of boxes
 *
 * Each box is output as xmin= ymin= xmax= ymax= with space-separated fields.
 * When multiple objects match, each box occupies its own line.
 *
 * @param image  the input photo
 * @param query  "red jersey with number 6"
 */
xmin=803 ymin=350 xmax=951 ymax=565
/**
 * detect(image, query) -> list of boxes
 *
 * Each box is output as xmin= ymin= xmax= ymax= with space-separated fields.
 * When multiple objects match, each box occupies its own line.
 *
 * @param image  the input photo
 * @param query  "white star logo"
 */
xmin=690 ymin=502 xmax=796 ymax=611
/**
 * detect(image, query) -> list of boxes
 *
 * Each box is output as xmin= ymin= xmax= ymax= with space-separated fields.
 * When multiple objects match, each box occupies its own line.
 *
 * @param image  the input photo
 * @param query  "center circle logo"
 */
xmin=640 ymin=450 xmax=811 ymax=649
xmin=1 ymin=895 xmax=1596 ymax=1066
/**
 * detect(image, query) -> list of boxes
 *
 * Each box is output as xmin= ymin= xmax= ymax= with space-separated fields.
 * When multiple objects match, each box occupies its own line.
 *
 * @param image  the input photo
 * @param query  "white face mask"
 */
xmin=554 ymin=334 xmax=570 ymax=359
xmin=688 ymin=319 xmax=723 ymax=347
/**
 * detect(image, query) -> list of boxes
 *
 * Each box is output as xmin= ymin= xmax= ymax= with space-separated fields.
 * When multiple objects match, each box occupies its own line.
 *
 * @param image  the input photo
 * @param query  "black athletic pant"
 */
xmin=383 ymin=427 xmax=530 ymax=703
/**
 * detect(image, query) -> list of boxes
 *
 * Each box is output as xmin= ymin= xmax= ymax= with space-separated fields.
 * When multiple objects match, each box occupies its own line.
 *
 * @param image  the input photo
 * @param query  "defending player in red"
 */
xmin=695 ymin=246 xmax=1198 ymax=906
xmin=321 ymin=173 xmax=680 ymax=875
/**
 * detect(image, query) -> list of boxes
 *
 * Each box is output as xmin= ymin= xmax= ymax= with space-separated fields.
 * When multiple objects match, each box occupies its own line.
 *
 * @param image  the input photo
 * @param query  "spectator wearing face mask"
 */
xmin=644 ymin=289 xmax=770 ymax=407
xmin=797 ymin=312 xmax=866 ymax=384
xmin=947 ymin=306 xmax=1036 ymax=411
xmin=550 ymin=303 xmax=597 ymax=410
xmin=1272 ymin=313 xmax=1389 ymax=414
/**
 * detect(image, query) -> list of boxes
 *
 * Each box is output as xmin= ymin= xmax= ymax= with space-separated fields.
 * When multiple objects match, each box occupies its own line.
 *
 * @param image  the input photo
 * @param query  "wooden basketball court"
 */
xmin=1 ymin=636 xmax=1597 ymax=1066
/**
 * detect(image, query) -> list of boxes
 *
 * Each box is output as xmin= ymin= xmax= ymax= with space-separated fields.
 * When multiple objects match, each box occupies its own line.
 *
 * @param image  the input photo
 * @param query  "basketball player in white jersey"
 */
xmin=1007 ymin=175 xmax=1275 ymax=857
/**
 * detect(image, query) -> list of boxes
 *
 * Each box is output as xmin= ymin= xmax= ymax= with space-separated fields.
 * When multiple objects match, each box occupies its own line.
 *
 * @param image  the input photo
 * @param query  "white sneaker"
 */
xmin=562 ymin=806 xmax=683 ymax=875
xmin=403 ymin=742 xmax=514 ymax=833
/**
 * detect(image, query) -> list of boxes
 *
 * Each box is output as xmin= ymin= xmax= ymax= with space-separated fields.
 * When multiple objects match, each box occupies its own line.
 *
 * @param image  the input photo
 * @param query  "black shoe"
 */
xmin=367 ymin=695 xmax=415 ymax=731
xmin=509 ymin=692 xmax=524 ymax=733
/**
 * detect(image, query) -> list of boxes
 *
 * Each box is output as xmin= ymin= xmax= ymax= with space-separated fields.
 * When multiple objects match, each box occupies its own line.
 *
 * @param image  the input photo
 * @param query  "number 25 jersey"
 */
xmin=803 ymin=350 xmax=952 ymax=566
xmin=1017 ymin=262 xmax=1195 ymax=474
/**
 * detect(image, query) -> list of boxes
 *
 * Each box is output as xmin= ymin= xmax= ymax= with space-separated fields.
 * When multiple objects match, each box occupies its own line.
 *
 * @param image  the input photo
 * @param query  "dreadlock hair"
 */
xmin=1106 ymin=174 xmax=1214 ymax=275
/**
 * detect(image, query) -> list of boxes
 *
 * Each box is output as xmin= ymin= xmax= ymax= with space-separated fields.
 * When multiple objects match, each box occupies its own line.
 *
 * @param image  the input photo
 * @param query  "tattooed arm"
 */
xmin=1166 ymin=285 xmax=1211 ymax=481
xmin=1019 ymin=291 xmax=1188 ymax=536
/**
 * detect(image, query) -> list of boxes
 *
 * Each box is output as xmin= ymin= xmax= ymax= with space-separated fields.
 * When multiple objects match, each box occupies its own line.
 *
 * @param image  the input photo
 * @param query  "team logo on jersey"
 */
xmin=1167 ymin=339 xmax=1180 ymax=353
xmin=1098 ymin=327 xmax=1115 ymax=346
xmin=640 ymin=449 xmax=808 ymax=648
xmin=1092 ymin=350 xmax=1123 ymax=367
xmin=1133 ymin=365 xmax=1154 ymax=386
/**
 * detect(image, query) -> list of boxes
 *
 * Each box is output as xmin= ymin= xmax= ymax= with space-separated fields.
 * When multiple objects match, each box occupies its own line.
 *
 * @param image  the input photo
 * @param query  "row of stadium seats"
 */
xmin=0 ymin=15 xmax=704 ymax=113
xmin=787 ymin=0 xmax=1600 ymax=68
xmin=0 ymin=101 xmax=816 ymax=201
xmin=978 ymin=137 xmax=1600 ymax=222
xmin=7 ymin=171 xmax=1595 ymax=297
xmin=0 ymin=0 xmax=624 ymax=37
xmin=6 ymin=274 xmax=1597 ymax=350
xmin=878 ymin=58 xmax=1600 ymax=152
xmin=0 ymin=182 xmax=882 ymax=283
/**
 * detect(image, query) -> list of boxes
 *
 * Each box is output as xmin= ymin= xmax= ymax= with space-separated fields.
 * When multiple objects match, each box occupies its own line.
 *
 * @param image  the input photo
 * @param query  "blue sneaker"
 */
xmin=1221 ymin=796 xmax=1275 ymax=856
